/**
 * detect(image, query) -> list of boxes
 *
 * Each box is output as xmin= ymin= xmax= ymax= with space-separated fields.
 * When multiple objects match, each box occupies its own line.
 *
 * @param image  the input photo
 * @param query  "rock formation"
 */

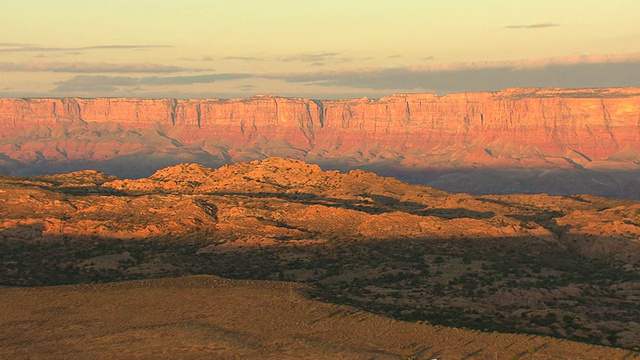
xmin=1 ymin=88 xmax=639 ymax=197
xmin=1 ymin=157 xmax=640 ymax=349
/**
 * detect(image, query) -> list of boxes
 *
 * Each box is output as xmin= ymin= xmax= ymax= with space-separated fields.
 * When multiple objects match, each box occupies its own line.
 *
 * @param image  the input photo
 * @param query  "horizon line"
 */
xmin=3 ymin=86 xmax=640 ymax=101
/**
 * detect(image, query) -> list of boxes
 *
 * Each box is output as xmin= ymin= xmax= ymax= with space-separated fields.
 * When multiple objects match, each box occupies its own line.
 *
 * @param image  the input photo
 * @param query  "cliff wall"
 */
xmin=2 ymin=88 xmax=638 ymax=161
xmin=1 ymin=88 xmax=640 ymax=193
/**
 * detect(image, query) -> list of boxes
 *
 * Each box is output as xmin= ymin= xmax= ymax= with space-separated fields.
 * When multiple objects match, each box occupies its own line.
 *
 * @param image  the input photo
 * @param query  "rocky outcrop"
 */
xmin=2 ymin=158 xmax=640 ymax=349
xmin=1 ymin=88 xmax=639 ymax=196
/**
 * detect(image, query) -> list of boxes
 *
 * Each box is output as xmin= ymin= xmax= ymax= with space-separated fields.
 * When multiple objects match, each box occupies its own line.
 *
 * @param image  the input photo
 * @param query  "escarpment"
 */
xmin=1 ymin=88 xmax=639 ymax=197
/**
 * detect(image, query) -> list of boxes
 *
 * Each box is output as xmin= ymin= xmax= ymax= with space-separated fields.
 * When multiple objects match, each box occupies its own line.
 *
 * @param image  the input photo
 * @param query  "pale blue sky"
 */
xmin=1 ymin=0 xmax=639 ymax=98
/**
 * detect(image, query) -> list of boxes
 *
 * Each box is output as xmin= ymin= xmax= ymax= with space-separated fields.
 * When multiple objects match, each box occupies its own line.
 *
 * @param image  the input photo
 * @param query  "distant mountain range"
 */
xmin=1 ymin=87 xmax=639 ymax=198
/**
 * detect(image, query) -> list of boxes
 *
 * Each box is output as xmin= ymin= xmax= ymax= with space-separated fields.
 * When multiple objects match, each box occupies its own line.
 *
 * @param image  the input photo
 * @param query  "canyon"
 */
xmin=1 ymin=87 xmax=639 ymax=198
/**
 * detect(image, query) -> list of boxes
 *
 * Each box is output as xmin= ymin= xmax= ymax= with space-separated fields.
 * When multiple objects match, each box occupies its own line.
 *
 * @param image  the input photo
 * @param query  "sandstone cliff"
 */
xmin=1 ymin=88 xmax=639 ymax=197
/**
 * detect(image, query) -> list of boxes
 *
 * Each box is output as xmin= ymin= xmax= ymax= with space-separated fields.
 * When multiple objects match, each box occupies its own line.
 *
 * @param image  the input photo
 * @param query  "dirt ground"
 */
xmin=0 ymin=275 xmax=637 ymax=359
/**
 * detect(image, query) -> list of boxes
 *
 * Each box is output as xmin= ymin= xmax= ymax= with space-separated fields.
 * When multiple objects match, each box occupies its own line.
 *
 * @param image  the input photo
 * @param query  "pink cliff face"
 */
xmin=2 ymin=89 xmax=639 ymax=160
xmin=0 ymin=88 xmax=639 ymax=197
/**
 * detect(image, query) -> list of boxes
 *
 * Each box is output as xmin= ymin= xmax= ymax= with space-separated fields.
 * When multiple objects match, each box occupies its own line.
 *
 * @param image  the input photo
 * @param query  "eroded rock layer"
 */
xmin=1 ymin=88 xmax=639 ymax=197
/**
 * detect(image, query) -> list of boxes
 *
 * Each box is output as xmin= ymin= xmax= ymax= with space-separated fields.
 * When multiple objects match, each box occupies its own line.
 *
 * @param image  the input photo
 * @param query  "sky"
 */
xmin=1 ymin=0 xmax=639 ymax=99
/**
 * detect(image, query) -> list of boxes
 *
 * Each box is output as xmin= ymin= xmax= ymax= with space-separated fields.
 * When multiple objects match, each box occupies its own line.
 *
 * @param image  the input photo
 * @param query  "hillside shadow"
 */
xmin=0 ymin=178 xmax=495 ymax=220
xmin=1 ymin=221 xmax=639 ymax=351
xmin=204 ymin=191 xmax=495 ymax=220
xmin=2 ymin=222 xmax=635 ymax=289
xmin=0 ymin=178 xmax=130 ymax=197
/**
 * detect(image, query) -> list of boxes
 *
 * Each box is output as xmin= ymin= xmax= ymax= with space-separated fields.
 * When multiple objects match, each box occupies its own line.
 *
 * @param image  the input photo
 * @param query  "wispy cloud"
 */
xmin=222 ymin=52 xmax=356 ymax=63
xmin=0 ymin=42 xmax=33 ymax=47
xmin=278 ymin=52 xmax=340 ymax=62
xmin=223 ymin=56 xmax=266 ymax=61
xmin=29 ymin=51 xmax=640 ymax=97
xmin=491 ymin=52 xmax=640 ymax=69
xmin=264 ymin=52 xmax=640 ymax=93
xmin=0 ymin=61 xmax=200 ymax=73
xmin=0 ymin=44 xmax=173 ymax=53
xmin=51 ymin=73 xmax=252 ymax=93
xmin=504 ymin=22 xmax=559 ymax=29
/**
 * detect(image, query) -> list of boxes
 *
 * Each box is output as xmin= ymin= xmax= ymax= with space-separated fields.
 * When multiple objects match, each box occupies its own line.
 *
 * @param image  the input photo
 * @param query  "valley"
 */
xmin=1 ymin=158 xmax=639 ymax=353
